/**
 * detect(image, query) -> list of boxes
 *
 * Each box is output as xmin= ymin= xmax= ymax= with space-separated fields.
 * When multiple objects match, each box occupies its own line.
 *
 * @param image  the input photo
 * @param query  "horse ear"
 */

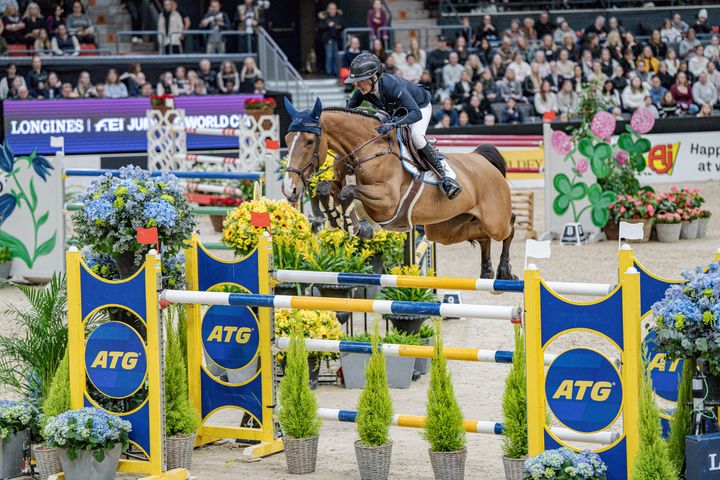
xmin=311 ymin=97 xmax=323 ymax=119
xmin=284 ymin=97 xmax=298 ymax=118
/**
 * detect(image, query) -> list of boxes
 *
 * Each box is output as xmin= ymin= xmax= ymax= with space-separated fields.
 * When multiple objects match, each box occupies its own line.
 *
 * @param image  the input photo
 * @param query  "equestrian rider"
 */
xmin=345 ymin=52 xmax=462 ymax=200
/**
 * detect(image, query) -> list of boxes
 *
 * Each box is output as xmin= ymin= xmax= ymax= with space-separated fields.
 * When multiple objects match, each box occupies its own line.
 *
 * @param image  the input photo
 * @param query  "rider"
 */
xmin=344 ymin=52 xmax=462 ymax=199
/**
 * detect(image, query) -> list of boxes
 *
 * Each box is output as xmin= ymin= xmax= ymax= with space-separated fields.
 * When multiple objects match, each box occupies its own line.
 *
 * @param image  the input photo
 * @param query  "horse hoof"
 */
xmin=357 ymin=221 xmax=374 ymax=240
xmin=496 ymin=265 xmax=516 ymax=281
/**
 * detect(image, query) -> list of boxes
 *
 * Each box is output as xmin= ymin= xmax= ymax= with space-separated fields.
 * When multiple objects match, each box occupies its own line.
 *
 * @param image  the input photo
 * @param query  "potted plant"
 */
xmin=668 ymin=360 xmax=694 ymax=474
xmin=524 ymin=448 xmax=606 ymax=479
xmin=359 ymin=230 xmax=408 ymax=274
xmin=244 ymin=97 xmax=277 ymax=118
xmin=607 ymin=191 xmax=656 ymax=242
xmin=0 ymin=401 xmax=37 ymax=478
xmin=278 ymin=329 xmax=322 ymax=474
xmin=44 ymin=408 xmax=131 ymax=480
xmin=697 ymin=209 xmax=712 ymax=239
xmin=423 ymin=320 xmax=466 ymax=480
xmin=36 ymin=349 xmax=70 ymax=480
xmin=416 ymin=323 xmax=435 ymax=376
xmin=354 ymin=320 xmax=393 ymax=480
xmin=340 ymin=330 xmax=421 ymax=389
xmin=376 ymin=265 xmax=437 ymax=335
xmin=501 ymin=325 xmax=527 ymax=479
xmin=275 ymin=308 xmax=343 ymax=390
xmin=654 ymin=212 xmax=682 ymax=243
xmin=273 ymin=236 xmax=312 ymax=296
xmin=164 ymin=317 xmax=201 ymax=471
xmin=0 ymin=246 xmax=11 ymax=279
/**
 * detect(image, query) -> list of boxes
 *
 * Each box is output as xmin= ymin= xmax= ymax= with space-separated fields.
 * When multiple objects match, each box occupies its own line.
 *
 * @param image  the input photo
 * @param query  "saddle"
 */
xmin=397 ymin=127 xmax=458 ymax=186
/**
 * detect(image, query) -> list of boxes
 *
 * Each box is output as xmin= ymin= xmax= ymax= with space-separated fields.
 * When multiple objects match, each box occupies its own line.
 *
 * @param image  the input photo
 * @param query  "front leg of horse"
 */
xmin=339 ymin=185 xmax=373 ymax=239
xmin=316 ymin=180 xmax=341 ymax=229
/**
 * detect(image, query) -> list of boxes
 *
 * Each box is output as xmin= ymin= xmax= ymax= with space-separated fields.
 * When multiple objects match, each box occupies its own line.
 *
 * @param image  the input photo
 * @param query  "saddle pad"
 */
xmin=397 ymin=131 xmax=457 ymax=185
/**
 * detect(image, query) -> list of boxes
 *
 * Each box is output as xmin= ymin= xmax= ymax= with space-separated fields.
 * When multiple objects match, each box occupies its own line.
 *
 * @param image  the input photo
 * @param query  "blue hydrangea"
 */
xmin=144 ymin=199 xmax=178 ymax=228
xmin=525 ymin=448 xmax=606 ymax=480
xmin=84 ymin=198 xmax=114 ymax=222
xmin=44 ymin=407 xmax=132 ymax=459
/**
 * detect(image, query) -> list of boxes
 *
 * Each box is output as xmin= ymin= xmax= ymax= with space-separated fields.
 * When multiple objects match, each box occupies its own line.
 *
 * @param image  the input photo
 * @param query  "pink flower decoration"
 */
xmin=591 ymin=111 xmax=616 ymax=140
xmin=630 ymin=107 xmax=655 ymax=134
xmin=615 ymin=151 xmax=628 ymax=166
xmin=575 ymin=159 xmax=589 ymax=174
xmin=551 ymin=130 xmax=572 ymax=155
xmin=647 ymin=205 xmax=655 ymax=217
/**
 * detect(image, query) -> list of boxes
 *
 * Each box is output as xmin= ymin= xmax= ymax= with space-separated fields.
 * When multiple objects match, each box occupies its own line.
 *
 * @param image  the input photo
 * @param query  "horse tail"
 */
xmin=473 ymin=144 xmax=507 ymax=178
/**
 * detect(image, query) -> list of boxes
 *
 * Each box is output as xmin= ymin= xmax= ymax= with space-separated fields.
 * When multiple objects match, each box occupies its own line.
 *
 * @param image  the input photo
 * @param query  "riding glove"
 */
xmin=376 ymin=123 xmax=395 ymax=135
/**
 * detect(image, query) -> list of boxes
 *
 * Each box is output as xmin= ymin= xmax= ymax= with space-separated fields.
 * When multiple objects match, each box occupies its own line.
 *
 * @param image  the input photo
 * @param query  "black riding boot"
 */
xmin=419 ymin=144 xmax=462 ymax=199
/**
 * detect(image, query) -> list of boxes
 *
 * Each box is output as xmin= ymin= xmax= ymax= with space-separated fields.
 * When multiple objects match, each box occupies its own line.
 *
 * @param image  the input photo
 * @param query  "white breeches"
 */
xmin=410 ymin=104 xmax=433 ymax=149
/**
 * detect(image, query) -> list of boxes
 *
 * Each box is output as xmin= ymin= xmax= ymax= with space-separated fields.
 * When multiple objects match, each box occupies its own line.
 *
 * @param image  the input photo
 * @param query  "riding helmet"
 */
xmin=344 ymin=53 xmax=381 ymax=84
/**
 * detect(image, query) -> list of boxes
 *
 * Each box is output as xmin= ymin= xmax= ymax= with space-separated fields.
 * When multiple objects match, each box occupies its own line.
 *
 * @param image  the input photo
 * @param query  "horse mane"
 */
xmin=322 ymin=107 xmax=381 ymax=122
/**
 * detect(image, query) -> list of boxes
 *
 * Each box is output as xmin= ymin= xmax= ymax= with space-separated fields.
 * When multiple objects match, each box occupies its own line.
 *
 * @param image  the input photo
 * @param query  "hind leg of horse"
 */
xmin=479 ymin=237 xmax=493 ymax=279
xmin=496 ymin=214 xmax=516 ymax=280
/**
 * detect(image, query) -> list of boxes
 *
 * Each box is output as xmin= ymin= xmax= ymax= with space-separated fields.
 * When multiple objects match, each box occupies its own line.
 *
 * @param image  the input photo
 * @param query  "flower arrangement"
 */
xmin=0 ymin=401 xmax=38 ymax=440
xmin=649 ymin=262 xmax=720 ymax=375
xmin=655 ymin=212 xmax=682 ymax=224
xmin=275 ymin=308 xmax=343 ymax=361
xmin=244 ymin=97 xmax=277 ymax=111
xmin=44 ymin=408 xmax=132 ymax=461
xmin=307 ymin=151 xmax=336 ymax=198
xmin=72 ymin=166 xmax=195 ymax=275
xmin=222 ymin=197 xmax=312 ymax=255
xmin=316 ymin=229 xmax=407 ymax=270
xmin=608 ymin=191 xmax=656 ymax=222
xmin=377 ymin=265 xmax=437 ymax=303
xmin=524 ymin=448 xmax=607 ymax=480
xmin=305 ymin=230 xmax=373 ymax=274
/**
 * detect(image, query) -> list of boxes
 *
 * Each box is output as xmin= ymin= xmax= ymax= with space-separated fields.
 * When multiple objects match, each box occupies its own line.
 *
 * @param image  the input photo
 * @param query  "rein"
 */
xmin=315 ymin=129 xmax=398 ymax=177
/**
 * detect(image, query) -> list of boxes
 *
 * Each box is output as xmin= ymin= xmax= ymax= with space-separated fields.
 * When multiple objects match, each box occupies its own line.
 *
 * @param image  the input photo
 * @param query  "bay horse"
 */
xmin=282 ymin=98 xmax=516 ymax=280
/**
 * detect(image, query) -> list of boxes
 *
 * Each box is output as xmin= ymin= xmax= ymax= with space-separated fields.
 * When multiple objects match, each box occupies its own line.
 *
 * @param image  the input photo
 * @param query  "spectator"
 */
xmin=584 ymin=15 xmax=607 ymax=43
xmin=643 ymin=95 xmax=659 ymax=118
xmin=678 ymin=28 xmax=700 ymax=59
xmin=522 ymin=62 xmax=542 ymax=97
xmin=633 ymin=60 xmax=652 ymax=84
xmin=383 ymin=55 xmax=397 ymax=75
xmin=501 ymin=97 xmax=524 ymax=124
xmin=489 ymin=53 xmax=504 ymax=79
xmin=706 ymin=35 xmax=720 ymax=63
xmin=601 ymin=79 xmax=621 ymax=110
xmin=692 ymin=73 xmax=717 ymax=108
xmin=457 ymin=110 xmax=470 ymax=127
xmin=476 ymin=37 xmax=494 ymax=66
xmin=191 ymin=78 xmax=207 ymax=95
xmin=455 ymin=36 xmax=469 ymax=64
xmin=484 ymin=114 xmax=496 ymax=125
xmin=521 ymin=17 xmax=536 ymax=40
xmin=693 ymin=8 xmax=711 ymax=35
xmin=0 ymin=0 xmax=16 ymax=15
xmin=451 ymin=69 xmax=472 ymax=104
xmin=534 ymin=79 xmax=557 ymax=115
xmin=670 ymin=71 xmax=698 ymax=114
xmin=174 ymin=66 xmax=190 ymax=94
xmin=561 ymin=32 xmax=579 ymax=61
xmin=697 ymin=103 xmax=714 ymax=118
xmin=599 ymin=48 xmax=617 ymax=77
xmin=105 ymin=68 xmax=128 ymax=98
xmin=507 ymin=52 xmax=530 ymax=82
xmin=239 ymin=56 xmax=261 ymax=91
xmin=418 ymin=69 xmax=432 ymax=91
xmin=624 ymin=32 xmax=641 ymax=58
xmin=42 ymin=71 xmax=61 ymax=98
xmin=0 ymin=63 xmax=18 ymax=99
xmin=519 ymin=36 xmax=535 ymax=62
xmin=475 ymin=14 xmax=497 ymax=42
xmin=656 ymin=62 xmax=674 ymax=90
xmin=497 ymin=37 xmax=514 ymax=65
xmin=503 ymin=18 xmax=521 ymax=43
xmin=73 ymin=70 xmax=94 ymax=97
xmin=155 ymin=70 xmax=178 ymax=95
xmin=588 ymin=61 xmax=607 ymax=84
xmin=14 ymin=84 xmax=30 ymax=99
xmin=66 ymin=1 xmax=94 ymax=44
xmin=50 ymin=23 xmax=78 ymax=55
xmin=571 ymin=64 xmax=585 ymax=93
xmin=3 ymin=4 xmax=24 ymax=44
xmin=342 ymin=36 xmax=361 ymax=69
xmin=620 ymin=48 xmax=636 ymax=75
xmin=442 ymin=51 xmax=463 ymax=92
xmin=60 ymin=81 xmax=75 ymax=98
xmin=25 ymin=55 xmax=47 ymax=97
xmin=317 ymin=2 xmax=342 ymax=77
xmin=434 ymin=97 xmax=457 ymax=126
xmin=408 ymin=38 xmax=426 ymax=69
xmin=370 ymin=38 xmax=387 ymax=63
xmin=672 ymin=13 xmax=689 ymax=34
xmin=610 ymin=64 xmax=627 ymax=91
xmin=457 ymin=16 xmax=472 ymax=45
xmin=200 ymin=0 xmax=229 ymax=54
xmin=464 ymin=92 xmax=492 ymax=124
xmin=663 ymin=48 xmax=679 ymax=76
xmin=497 ymin=69 xmax=525 ymax=103
xmin=678 ymin=61 xmax=695 ymax=84
xmin=553 ymin=20 xmax=574 ymax=45
xmin=545 ymin=62 xmax=562 ymax=92
xmin=622 ymin=76 xmax=648 ymax=111
xmin=648 ymin=75 xmax=667 ymax=105
xmin=604 ymin=31 xmax=623 ymax=61
xmin=119 ymin=63 xmax=142 ymax=96
xmin=158 ymin=0 xmax=183 ymax=54
xmin=538 ymin=34 xmax=557 ymax=62
xmin=479 ymin=68 xmax=498 ymax=102
xmin=688 ymin=46 xmax=708 ymax=78
xmin=33 ymin=27 xmax=50 ymax=53
xmin=140 ymin=82 xmax=153 ymax=96
xmin=94 ymin=82 xmax=106 ymax=98
xmin=579 ymin=49 xmax=593 ymax=77
xmin=198 ymin=58 xmax=218 ymax=94
xmin=366 ymin=0 xmax=388 ymax=42
xmin=640 ymin=46 xmax=659 ymax=73
xmin=45 ymin=4 xmax=64 ymax=36
xmin=22 ymin=3 xmax=44 ymax=46
xmin=533 ymin=50 xmax=551 ymax=78
xmin=707 ymin=62 xmax=720 ymax=95
xmin=400 ymin=53 xmax=422 ymax=83
xmin=555 ymin=49 xmax=574 ymax=79
xmin=390 ymin=42 xmax=406 ymax=69
xmin=234 ymin=0 xmax=260 ymax=53
xmin=607 ymin=16 xmax=623 ymax=36
xmin=122 ymin=0 xmax=142 ymax=43
xmin=253 ymin=78 xmax=266 ymax=95
xmin=434 ymin=113 xmax=451 ymax=129
xmin=647 ymin=30 xmax=667 ymax=61
xmin=464 ymin=54 xmax=482 ymax=82
xmin=660 ymin=18 xmax=681 ymax=46
xmin=536 ymin=10 xmax=553 ymax=38
xmin=557 ymin=79 xmax=578 ymax=114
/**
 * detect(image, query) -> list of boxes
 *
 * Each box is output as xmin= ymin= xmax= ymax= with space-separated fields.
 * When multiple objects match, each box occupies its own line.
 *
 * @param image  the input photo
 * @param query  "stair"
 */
xmin=384 ymin=0 xmax=436 ymax=48
xmin=268 ymin=78 xmax=346 ymax=110
xmin=89 ymin=0 xmax=148 ymax=54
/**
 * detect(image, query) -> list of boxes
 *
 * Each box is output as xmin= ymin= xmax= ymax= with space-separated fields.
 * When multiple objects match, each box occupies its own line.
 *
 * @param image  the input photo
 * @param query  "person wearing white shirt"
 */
xmin=442 ymin=51 xmax=464 ymax=92
xmin=663 ymin=49 xmax=680 ymax=76
xmin=390 ymin=42 xmax=407 ymax=68
xmin=622 ymin=76 xmax=650 ymax=111
xmin=399 ymin=53 xmax=423 ymax=83
xmin=556 ymin=49 xmax=575 ymax=79
xmin=692 ymin=73 xmax=718 ymax=107
xmin=533 ymin=50 xmax=551 ymax=79
xmin=688 ymin=45 xmax=709 ymax=78
xmin=660 ymin=18 xmax=682 ymax=45
xmin=534 ymin=79 xmax=558 ymax=115
xmin=507 ymin=52 xmax=531 ymax=82
xmin=704 ymin=35 xmax=720 ymax=63
xmin=553 ymin=20 xmax=575 ymax=45
xmin=707 ymin=62 xmax=720 ymax=96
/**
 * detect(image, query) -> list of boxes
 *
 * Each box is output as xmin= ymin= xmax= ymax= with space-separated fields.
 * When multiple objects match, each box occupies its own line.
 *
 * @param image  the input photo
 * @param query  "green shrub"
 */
xmin=356 ymin=319 xmax=393 ymax=447
xmin=501 ymin=325 xmax=527 ymax=459
xmin=630 ymin=352 xmax=677 ymax=480
xmin=423 ymin=319 xmax=466 ymax=453
xmin=42 ymin=347 xmax=71 ymax=426
xmin=278 ymin=329 xmax=321 ymax=438
xmin=0 ymin=247 xmax=11 ymax=264
xmin=668 ymin=359 xmax=694 ymax=474
xmin=165 ymin=317 xmax=201 ymax=436
xmin=383 ymin=330 xmax=423 ymax=346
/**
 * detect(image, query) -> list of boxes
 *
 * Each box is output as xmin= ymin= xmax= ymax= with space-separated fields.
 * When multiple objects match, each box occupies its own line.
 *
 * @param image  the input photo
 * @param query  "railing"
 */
xmin=115 ymin=30 xmax=164 ymax=54
xmin=256 ymin=27 xmax=312 ymax=106
xmin=6 ymin=48 xmax=112 ymax=56
xmin=343 ymin=27 xmax=374 ymax=50
xmin=376 ymin=24 xmax=470 ymax=50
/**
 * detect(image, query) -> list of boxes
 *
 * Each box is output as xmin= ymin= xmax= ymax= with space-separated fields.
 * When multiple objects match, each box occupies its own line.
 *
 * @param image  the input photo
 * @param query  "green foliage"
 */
xmin=278 ymin=329 xmax=321 ymax=438
xmin=0 ymin=246 xmax=12 ymax=263
xmin=419 ymin=323 xmax=435 ymax=339
xmin=423 ymin=320 xmax=466 ymax=453
xmin=43 ymin=347 xmax=70 ymax=419
xmin=0 ymin=273 xmax=67 ymax=403
xmin=356 ymin=319 xmax=393 ymax=446
xmin=501 ymin=325 xmax=527 ymax=458
xmin=377 ymin=265 xmax=437 ymax=303
xmin=668 ymin=359 xmax=694 ymax=474
xmin=344 ymin=330 xmax=424 ymax=346
xmin=552 ymin=175 xmax=616 ymax=227
xmin=164 ymin=317 xmax=201 ymax=436
xmin=630 ymin=352 xmax=677 ymax=480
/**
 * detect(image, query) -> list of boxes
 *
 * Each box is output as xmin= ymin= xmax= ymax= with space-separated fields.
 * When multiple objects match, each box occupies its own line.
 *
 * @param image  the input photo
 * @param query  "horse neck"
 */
xmin=320 ymin=111 xmax=379 ymax=156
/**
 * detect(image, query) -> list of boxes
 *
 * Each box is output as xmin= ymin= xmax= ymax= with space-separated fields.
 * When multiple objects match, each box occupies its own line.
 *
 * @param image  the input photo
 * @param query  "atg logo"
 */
xmin=202 ymin=306 xmax=260 ymax=371
xmin=647 ymin=142 xmax=680 ymax=175
xmin=90 ymin=351 xmax=139 ymax=370
xmin=551 ymin=380 xmax=614 ymax=401
xmin=206 ymin=326 xmax=253 ymax=344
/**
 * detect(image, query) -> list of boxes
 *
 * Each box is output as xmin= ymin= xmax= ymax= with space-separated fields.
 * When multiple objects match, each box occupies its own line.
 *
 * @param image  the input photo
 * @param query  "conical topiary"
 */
xmin=501 ymin=325 xmax=527 ymax=459
xmin=278 ymin=328 xmax=321 ymax=439
xmin=423 ymin=319 xmax=466 ymax=453
xmin=668 ymin=358 xmax=694 ymax=474
xmin=630 ymin=352 xmax=678 ymax=480
xmin=356 ymin=319 xmax=393 ymax=446
xmin=42 ymin=347 xmax=70 ymax=419
xmin=165 ymin=317 xmax=201 ymax=437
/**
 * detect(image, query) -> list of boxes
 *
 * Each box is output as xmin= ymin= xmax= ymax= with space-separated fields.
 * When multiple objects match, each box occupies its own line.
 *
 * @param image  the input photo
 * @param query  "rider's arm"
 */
xmin=346 ymin=89 xmax=364 ymax=109
xmin=389 ymin=86 xmax=422 ymax=126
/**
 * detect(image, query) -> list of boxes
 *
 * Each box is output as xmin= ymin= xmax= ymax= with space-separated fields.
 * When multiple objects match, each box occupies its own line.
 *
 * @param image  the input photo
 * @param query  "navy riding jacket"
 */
xmin=347 ymin=73 xmax=431 ymax=126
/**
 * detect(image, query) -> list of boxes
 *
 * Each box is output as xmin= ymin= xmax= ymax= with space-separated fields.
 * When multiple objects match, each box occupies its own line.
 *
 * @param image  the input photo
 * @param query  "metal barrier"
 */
xmin=115 ymin=30 xmax=164 ymax=54
xmin=256 ymin=27 xmax=312 ymax=107
xmin=342 ymin=27 xmax=375 ymax=50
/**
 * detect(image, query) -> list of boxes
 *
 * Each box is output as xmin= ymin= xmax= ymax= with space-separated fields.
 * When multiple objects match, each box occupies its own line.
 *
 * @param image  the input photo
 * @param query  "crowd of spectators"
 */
xmin=339 ymin=8 xmax=720 ymax=126
xmin=0 ymin=56 xmax=265 ymax=100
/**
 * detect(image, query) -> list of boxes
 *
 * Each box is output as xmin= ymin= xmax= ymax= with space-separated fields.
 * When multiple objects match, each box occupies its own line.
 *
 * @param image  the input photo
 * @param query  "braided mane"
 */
xmin=322 ymin=106 xmax=380 ymax=121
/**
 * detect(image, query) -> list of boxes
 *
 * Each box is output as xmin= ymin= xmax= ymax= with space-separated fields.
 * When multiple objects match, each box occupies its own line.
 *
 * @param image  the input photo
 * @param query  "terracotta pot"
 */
xmin=603 ymin=219 xmax=619 ymax=240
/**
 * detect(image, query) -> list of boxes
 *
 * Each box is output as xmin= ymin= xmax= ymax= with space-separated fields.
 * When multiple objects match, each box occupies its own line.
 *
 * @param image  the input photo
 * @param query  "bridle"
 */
xmin=284 ymin=130 xmax=323 ymax=189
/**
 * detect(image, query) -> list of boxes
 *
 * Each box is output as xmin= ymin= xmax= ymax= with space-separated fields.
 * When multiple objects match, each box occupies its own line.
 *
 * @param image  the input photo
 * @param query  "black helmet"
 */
xmin=344 ymin=53 xmax=381 ymax=84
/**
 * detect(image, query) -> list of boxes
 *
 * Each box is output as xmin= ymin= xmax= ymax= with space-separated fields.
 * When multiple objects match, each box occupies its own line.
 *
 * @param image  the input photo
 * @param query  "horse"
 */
xmin=282 ymin=98 xmax=516 ymax=280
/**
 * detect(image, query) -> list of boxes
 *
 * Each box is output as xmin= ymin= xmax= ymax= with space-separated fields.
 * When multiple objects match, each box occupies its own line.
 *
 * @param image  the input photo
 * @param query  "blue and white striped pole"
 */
xmin=64 ymin=169 xmax=263 ymax=181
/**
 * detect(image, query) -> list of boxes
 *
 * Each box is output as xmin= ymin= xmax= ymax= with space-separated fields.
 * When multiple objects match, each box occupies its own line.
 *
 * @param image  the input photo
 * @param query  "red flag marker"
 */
xmin=251 ymin=211 xmax=271 ymax=227
xmin=136 ymin=227 xmax=159 ymax=245
xmin=265 ymin=139 xmax=280 ymax=150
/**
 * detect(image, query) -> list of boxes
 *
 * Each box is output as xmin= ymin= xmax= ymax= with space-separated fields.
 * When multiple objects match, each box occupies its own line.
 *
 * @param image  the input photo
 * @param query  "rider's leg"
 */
xmin=410 ymin=105 xmax=462 ymax=200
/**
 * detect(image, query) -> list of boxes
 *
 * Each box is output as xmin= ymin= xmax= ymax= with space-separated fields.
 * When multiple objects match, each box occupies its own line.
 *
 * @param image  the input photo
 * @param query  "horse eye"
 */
xmin=305 ymin=140 xmax=314 ymax=147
